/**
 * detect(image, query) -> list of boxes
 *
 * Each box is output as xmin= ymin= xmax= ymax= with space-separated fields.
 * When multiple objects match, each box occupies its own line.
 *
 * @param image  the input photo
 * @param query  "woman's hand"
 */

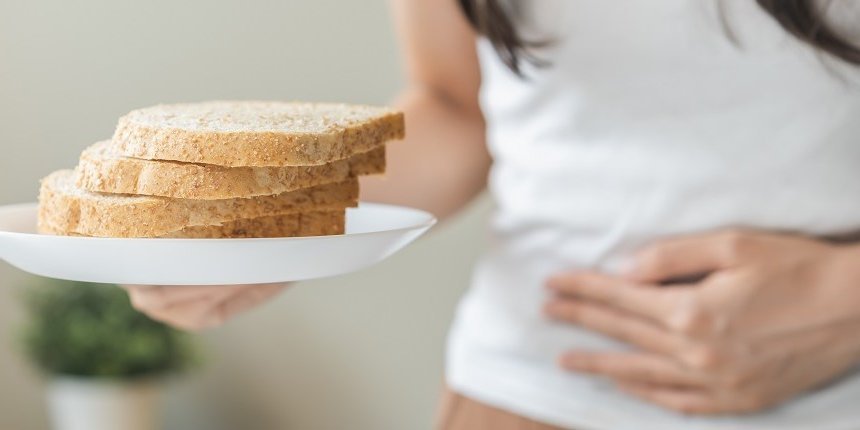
xmin=544 ymin=230 xmax=860 ymax=415
xmin=123 ymin=283 xmax=289 ymax=331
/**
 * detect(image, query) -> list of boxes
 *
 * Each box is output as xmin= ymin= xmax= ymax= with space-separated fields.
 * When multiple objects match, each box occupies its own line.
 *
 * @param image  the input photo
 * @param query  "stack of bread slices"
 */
xmin=38 ymin=101 xmax=404 ymax=238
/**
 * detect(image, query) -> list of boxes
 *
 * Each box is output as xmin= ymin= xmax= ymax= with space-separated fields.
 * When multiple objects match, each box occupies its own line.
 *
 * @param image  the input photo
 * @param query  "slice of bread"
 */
xmin=37 ymin=210 xmax=346 ymax=238
xmin=164 ymin=210 xmax=345 ymax=238
xmin=76 ymin=141 xmax=385 ymax=199
xmin=113 ymin=101 xmax=404 ymax=167
xmin=38 ymin=170 xmax=357 ymax=238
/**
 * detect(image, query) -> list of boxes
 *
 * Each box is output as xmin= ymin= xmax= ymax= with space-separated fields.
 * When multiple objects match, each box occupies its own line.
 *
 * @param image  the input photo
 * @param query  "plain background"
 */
xmin=0 ymin=1 xmax=491 ymax=429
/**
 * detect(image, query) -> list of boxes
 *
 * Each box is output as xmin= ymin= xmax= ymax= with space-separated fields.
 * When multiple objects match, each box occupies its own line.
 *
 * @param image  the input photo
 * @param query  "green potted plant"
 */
xmin=19 ymin=280 xmax=198 ymax=430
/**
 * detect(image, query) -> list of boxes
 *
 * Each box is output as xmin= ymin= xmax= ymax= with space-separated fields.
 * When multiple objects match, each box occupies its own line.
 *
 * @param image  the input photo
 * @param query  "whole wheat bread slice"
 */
xmin=38 ymin=170 xmax=357 ymax=238
xmin=164 ymin=210 xmax=346 ymax=238
xmin=113 ymin=101 xmax=404 ymax=167
xmin=38 ymin=210 xmax=346 ymax=239
xmin=75 ymin=140 xmax=385 ymax=199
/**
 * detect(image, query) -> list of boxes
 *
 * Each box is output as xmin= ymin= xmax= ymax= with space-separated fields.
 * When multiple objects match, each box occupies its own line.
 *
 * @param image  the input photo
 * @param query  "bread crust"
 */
xmin=165 ymin=210 xmax=345 ymax=238
xmin=76 ymin=141 xmax=385 ymax=199
xmin=38 ymin=170 xmax=357 ymax=238
xmin=113 ymin=101 xmax=404 ymax=167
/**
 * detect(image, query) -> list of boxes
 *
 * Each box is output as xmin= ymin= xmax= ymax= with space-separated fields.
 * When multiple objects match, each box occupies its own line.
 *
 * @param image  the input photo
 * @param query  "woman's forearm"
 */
xmin=361 ymin=87 xmax=490 ymax=220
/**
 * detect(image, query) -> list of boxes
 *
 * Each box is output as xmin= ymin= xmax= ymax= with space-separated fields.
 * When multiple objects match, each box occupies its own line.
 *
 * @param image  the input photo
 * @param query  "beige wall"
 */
xmin=0 ymin=1 xmax=490 ymax=429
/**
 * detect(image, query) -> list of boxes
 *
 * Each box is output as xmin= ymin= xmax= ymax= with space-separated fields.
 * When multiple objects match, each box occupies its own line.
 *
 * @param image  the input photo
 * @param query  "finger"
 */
xmin=137 ymin=293 xmax=225 ymax=332
xmin=547 ymin=272 xmax=681 ymax=329
xmin=157 ymin=283 xmax=288 ymax=331
xmin=124 ymin=285 xmax=238 ymax=310
xmin=544 ymin=298 xmax=683 ymax=357
xmin=618 ymin=382 xmax=722 ymax=415
xmin=207 ymin=283 xmax=288 ymax=328
xmin=560 ymin=352 xmax=706 ymax=388
xmin=626 ymin=230 xmax=758 ymax=283
xmin=132 ymin=283 xmax=289 ymax=331
xmin=128 ymin=286 xmax=234 ymax=311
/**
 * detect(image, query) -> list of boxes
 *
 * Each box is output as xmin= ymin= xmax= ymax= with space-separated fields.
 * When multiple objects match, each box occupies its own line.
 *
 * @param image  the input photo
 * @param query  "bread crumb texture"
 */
xmin=76 ymin=140 xmax=384 ymax=199
xmin=113 ymin=101 xmax=404 ymax=167
xmin=39 ymin=170 xmax=357 ymax=238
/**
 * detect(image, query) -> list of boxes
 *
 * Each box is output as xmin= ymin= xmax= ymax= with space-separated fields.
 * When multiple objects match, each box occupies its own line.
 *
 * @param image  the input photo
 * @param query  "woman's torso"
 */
xmin=446 ymin=1 xmax=860 ymax=429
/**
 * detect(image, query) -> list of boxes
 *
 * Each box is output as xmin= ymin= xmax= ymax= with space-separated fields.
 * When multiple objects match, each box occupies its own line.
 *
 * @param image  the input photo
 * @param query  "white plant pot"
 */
xmin=47 ymin=377 xmax=162 ymax=430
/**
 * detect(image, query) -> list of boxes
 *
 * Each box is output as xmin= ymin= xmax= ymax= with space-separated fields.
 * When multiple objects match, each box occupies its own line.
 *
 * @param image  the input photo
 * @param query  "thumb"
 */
xmin=625 ymin=232 xmax=744 ymax=283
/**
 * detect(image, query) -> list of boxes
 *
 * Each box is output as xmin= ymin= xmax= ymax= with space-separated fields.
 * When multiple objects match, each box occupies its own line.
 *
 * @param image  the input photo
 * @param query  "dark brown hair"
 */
xmin=459 ymin=0 xmax=860 ymax=74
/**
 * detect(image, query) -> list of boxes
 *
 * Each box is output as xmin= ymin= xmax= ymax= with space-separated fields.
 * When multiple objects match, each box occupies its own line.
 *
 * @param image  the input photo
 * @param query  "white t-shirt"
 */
xmin=445 ymin=1 xmax=860 ymax=429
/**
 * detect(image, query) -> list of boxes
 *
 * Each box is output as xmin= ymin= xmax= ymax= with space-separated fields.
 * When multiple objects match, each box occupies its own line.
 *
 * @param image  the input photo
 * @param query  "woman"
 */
xmin=126 ymin=1 xmax=860 ymax=429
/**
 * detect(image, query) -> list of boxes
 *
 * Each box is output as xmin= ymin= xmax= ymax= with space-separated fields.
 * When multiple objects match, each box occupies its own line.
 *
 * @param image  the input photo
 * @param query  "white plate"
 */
xmin=0 ymin=203 xmax=435 ymax=285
